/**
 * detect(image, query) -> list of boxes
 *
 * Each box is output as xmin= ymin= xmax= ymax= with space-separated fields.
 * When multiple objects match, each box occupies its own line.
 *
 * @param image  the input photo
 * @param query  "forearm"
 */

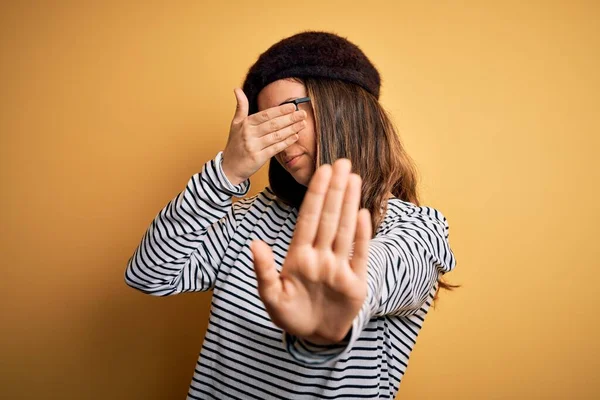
xmin=125 ymin=151 xmax=250 ymax=295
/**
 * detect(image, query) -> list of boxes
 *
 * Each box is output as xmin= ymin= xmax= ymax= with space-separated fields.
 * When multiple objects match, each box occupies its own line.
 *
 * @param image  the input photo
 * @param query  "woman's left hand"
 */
xmin=251 ymin=159 xmax=372 ymax=344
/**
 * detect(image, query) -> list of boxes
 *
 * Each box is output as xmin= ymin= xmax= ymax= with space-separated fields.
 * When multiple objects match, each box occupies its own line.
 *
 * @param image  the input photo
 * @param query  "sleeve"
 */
xmin=124 ymin=151 xmax=250 ymax=296
xmin=283 ymin=206 xmax=457 ymax=365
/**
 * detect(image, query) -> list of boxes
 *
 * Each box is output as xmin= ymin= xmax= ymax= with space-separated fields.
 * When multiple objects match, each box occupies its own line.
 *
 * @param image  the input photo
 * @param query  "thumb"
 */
xmin=232 ymin=88 xmax=249 ymax=123
xmin=251 ymin=240 xmax=282 ymax=308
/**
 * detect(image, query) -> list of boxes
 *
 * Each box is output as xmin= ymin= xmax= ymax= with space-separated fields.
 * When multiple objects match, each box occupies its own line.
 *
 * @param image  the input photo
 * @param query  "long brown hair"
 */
xmin=268 ymin=77 xmax=457 ymax=294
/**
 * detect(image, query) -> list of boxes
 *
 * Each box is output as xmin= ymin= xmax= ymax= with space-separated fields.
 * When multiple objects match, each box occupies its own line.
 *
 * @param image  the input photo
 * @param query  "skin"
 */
xmin=257 ymin=79 xmax=317 ymax=186
xmin=252 ymin=160 xmax=371 ymax=344
xmin=222 ymin=80 xmax=371 ymax=344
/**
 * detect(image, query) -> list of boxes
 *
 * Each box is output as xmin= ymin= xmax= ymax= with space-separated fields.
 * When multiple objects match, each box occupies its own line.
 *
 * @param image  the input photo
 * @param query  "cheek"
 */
xmin=275 ymin=153 xmax=284 ymax=166
xmin=306 ymin=125 xmax=317 ymax=156
xmin=301 ymin=116 xmax=317 ymax=153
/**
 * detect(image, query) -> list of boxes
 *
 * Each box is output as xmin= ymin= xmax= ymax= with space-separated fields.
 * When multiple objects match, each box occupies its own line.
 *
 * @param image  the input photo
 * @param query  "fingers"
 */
xmin=225 ymin=90 xmax=306 ymax=184
xmin=237 ymin=94 xmax=307 ymax=154
xmin=258 ymin=119 xmax=305 ymax=151
xmin=261 ymin=132 xmax=300 ymax=159
xmin=314 ymin=159 xmax=353 ymax=249
xmin=291 ymin=164 xmax=333 ymax=247
xmin=255 ymin=110 xmax=306 ymax=155
xmin=255 ymin=110 xmax=307 ymax=136
xmin=333 ymin=173 xmax=362 ymax=258
xmin=349 ymin=209 xmax=372 ymax=280
xmin=232 ymin=88 xmax=249 ymax=124
xmin=247 ymin=102 xmax=298 ymax=126
xmin=251 ymin=240 xmax=282 ymax=308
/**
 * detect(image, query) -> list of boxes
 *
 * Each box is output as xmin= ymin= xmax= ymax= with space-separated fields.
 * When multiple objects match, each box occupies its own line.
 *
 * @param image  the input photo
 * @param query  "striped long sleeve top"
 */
xmin=125 ymin=151 xmax=457 ymax=399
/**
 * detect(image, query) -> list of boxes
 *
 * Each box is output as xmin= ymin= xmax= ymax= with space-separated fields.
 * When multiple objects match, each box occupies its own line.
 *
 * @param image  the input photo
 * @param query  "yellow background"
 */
xmin=1 ymin=1 xmax=598 ymax=399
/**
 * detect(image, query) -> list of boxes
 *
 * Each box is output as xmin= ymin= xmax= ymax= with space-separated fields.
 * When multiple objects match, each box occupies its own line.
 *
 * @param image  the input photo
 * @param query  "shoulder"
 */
xmin=377 ymin=199 xmax=456 ymax=274
xmin=377 ymin=198 xmax=450 ymax=239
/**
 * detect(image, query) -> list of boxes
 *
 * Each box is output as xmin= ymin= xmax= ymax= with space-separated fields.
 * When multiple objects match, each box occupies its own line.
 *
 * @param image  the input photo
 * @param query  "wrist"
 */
xmin=303 ymin=327 xmax=351 ymax=345
xmin=221 ymin=158 xmax=246 ymax=186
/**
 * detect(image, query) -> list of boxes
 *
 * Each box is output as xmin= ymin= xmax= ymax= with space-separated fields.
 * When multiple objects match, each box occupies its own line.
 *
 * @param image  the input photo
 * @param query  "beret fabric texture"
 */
xmin=242 ymin=31 xmax=381 ymax=114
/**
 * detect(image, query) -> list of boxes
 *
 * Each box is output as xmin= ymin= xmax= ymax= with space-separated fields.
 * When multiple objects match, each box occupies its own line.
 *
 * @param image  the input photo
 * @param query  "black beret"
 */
xmin=242 ymin=31 xmax=381 ymax=115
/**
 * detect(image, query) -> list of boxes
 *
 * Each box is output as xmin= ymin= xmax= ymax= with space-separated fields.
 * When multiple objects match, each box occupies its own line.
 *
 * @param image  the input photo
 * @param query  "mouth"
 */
xmin=285 ymin=154 xmax=303 ymax=167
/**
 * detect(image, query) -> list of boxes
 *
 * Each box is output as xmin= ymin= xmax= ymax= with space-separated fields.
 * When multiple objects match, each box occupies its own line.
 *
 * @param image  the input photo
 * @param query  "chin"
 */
xmin=293 ymin=174 xmax=309 ymax=187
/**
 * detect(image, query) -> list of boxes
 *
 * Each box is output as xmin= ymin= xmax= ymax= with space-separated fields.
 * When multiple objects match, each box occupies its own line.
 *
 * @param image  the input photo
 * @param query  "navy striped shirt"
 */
xmin=125 ymin=151 xmax=457 ymax=399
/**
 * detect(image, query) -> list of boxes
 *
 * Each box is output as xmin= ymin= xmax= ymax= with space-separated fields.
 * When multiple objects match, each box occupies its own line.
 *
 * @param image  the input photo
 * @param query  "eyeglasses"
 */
xmin=279 ymin=97 xmax=311 ymax=111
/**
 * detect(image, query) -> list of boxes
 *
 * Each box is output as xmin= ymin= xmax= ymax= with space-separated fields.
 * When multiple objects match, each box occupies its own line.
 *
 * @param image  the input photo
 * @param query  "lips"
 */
xmin=284 ymin=154 xmax=303 ymax=164
xmin=285 ymin=154 xmax=303 ymax=167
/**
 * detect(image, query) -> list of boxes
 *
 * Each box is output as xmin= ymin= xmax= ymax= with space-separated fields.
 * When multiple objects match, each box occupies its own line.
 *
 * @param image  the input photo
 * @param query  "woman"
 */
xmin=125 ymin=31 xmax=457 ymax=399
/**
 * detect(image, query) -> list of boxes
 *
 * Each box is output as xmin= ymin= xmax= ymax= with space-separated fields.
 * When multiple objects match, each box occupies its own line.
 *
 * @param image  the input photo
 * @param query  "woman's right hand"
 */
xmin=221 ymin=88 xmax=307 ymax=185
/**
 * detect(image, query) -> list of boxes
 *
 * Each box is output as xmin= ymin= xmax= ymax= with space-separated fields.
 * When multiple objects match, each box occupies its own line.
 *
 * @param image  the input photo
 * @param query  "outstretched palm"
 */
xmin=251 ymin=159 xmax=372 ymax=344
